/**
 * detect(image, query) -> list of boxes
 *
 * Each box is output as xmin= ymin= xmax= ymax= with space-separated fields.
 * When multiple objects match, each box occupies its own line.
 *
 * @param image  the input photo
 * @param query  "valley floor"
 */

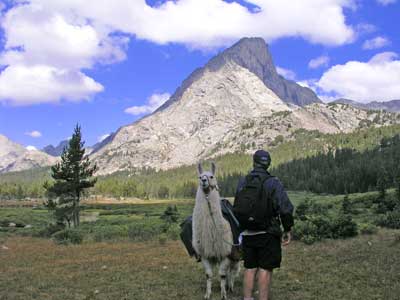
xmin=1 ymin=229 xmax=399 ymax=300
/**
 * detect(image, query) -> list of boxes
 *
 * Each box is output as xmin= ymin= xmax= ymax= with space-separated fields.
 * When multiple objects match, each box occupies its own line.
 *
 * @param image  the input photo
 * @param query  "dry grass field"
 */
xmin=1 ymin=229 xmax=399 ymax=300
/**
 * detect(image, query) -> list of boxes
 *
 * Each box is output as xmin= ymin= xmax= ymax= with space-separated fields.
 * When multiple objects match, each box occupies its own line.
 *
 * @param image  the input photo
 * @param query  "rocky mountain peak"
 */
xmin=207 ymin=37 xmax=276 ymax=81
xmin=156 ymin=37 xmax=320 ymax=113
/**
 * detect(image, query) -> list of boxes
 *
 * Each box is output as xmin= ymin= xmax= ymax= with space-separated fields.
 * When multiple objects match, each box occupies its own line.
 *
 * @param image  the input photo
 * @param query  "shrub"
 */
xmin=52 ymin=229 xmax=83 ymax=245
xmin=93 ymin=226 xmax=127 ymax=242
xmin=308 ymin=215 xmax=334 ymax=239
xmin=127 ymin=222 xmax=163 ymax=242
xmin=295 ymin=199 xmax=327 ymax=221
xmin=292 ymin=220 xmax=319 ymax=242
xmin=302 ymin=235 xmax=318 ymax=245
xmin=376 ymin=209 xmax=400 ymax=229
xmin=373 ymin=196 xmax=398 ymax=214
xmin=331 ymin=214 xmax=358 ymax=239
xmin=359 ymin=223 xmax=378 ymax=235
xmin=293 ymin=213 xmax=358 ymax=243
xmin=341 ymin=195 xmax=352 ymax=214
xmin=0 ymin=220 xmax=12 ymax=227
xmin=36 ymin=223 xmax=65 ymax=238
xmin=160 ymin=205 xmax=179 ymax=224
xmin=158 ymin=233 xmax=167 ymax=245
xmin=166 ymin=224 xmax=181 ymax=240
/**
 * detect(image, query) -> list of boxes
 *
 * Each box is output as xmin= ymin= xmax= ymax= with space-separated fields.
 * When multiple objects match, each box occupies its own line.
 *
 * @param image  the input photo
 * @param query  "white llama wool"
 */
xmin=192 ymin=162 xmax=240 ymax=300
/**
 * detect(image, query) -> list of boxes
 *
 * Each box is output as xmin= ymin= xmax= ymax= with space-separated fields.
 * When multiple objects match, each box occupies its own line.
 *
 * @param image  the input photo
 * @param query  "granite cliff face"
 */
xmin=91 ymin=61 xmax=292 ymax=174
xmin=90 ymin=38 xmax=400 ymax=175
xmin=0 ymin=134 xmax=58 ymax=173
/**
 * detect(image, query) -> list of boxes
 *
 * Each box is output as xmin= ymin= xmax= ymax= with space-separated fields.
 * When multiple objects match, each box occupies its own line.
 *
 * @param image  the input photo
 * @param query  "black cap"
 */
xmin=253 ymin=150 xmax=271 ymax=168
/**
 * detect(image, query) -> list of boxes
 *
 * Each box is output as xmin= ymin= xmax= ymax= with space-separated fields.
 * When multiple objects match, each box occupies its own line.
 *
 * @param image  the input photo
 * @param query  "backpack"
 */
xmin=233 ymin=173 xmax=273 ymax=231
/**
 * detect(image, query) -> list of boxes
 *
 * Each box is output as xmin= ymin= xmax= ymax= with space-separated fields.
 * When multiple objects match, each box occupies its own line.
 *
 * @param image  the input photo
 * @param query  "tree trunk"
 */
xmin=72 ymin=198 xmax=77 ymax=227
xmin=76 ymin=191 xmax=80 ymax=227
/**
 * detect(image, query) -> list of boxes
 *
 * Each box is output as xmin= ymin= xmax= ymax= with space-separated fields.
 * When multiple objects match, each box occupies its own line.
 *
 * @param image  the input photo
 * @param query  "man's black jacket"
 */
xmin=235 ymin=167 xmax=294 ymax=235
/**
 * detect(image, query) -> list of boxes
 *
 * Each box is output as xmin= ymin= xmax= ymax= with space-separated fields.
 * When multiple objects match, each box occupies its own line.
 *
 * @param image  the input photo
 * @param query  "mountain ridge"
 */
xmin=0 ymin=134 xmax=58 ymax=173
xmin=332 ymin=99 xmax=400 ymax=113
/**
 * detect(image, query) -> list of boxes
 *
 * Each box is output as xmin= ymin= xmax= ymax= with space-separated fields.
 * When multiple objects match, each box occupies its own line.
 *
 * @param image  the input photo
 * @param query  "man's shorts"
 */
xmin=242 ymin=233 xmax=282 ymax=271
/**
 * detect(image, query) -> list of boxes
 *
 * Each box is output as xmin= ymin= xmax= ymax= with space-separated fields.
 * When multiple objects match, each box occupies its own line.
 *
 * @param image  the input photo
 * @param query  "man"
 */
xmin=234 ymin=150 xmax=294 ymax=300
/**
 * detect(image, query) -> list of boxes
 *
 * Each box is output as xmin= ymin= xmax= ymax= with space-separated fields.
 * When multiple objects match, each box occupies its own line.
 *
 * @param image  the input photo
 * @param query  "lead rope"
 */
xmin=205 ymin=193 xmax=241 ymax=247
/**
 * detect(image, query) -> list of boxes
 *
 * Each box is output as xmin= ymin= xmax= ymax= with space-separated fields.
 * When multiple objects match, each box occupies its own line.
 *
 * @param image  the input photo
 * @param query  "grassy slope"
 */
xmin=0 ymin=230 xmax=399 ymax=300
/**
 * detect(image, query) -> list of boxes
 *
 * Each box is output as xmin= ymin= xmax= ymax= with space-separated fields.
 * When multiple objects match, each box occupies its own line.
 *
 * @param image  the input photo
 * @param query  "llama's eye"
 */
xmin=198 ymin=176 xmax=201 ymax=179
xmin=210 ymin=176 xmax=214 ymax=179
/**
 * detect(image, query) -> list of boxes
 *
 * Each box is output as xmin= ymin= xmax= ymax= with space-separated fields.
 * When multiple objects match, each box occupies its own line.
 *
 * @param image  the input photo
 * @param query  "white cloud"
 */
xmin=25 ymin=130 xmax=42 ymax=138
xmin=0 ymin=2 xmax=126 ymax=105
xmin=125 ymin=93 xmax=171 ymax=116
xmin=98 ymin=133 xmax=110 ymax=142
xmin=0 ymin=65 xmax=103 ymax=105
xmin=26 ymin=145 xmax=38 ymax=151
xmin=362 ymin=36 xmax=390 ymax=50
xmin=276 ymin=66 xmax=296 ymax=80
xmin=0 ymin=0 xmax=359 ymax=105
xmin=355 ymin=23 xmax=377 ymax=35
xmin=317 ymin=52 xmax=400 ymax=103
xmin=376 ymin=0 xmax=397 ymax=5
xmin=308 ymin=55 xmax=330 ymax=69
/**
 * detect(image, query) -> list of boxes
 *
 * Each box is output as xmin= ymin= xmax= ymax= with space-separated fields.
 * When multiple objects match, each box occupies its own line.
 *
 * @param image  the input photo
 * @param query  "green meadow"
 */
xmin=1 ymin=190 xmax=399 ymax=299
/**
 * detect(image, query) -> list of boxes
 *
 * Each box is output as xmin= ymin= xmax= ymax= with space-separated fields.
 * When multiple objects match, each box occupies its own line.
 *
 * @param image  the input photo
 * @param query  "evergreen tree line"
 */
xmin=272 ymin=135 xmax=400 ymax=194
xmin=2 ymin=125 xmax=400 ymax=199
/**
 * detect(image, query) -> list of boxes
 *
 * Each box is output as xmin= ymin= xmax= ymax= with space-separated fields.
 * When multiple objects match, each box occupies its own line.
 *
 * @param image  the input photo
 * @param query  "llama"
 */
xmin=192 ymin=162 xmax=240 ymax=300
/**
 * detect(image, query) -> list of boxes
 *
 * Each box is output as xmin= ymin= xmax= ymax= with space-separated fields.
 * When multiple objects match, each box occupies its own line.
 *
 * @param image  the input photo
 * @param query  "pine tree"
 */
xmin=377 ymin=169 xmax=389 ymax=201
xmin=44 ymin=125 xmax=97 ymax=227
xmin=342 ymin=194 xmax=351 ymax=214
xmin=396 ymin=173 xmax=400 ymax=206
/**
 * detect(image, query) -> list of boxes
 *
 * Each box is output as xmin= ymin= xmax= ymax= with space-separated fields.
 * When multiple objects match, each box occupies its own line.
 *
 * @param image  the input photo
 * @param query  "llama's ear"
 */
xmin=197 ymin=163 xmax=203 ymax=175
xmin=211 ymin=162 xmax=216 ymax=175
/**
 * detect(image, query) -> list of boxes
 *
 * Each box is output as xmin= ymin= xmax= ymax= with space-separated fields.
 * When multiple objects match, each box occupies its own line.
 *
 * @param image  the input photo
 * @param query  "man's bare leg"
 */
xmin=257 ymin=268 xmax=272 ymax=300
xmin=243 ymin=268 xmax=257 ymax=299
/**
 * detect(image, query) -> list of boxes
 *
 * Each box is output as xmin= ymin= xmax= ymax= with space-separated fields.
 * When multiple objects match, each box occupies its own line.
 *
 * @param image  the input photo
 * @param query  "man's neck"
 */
xmin=253 ymin=165 xmax=267 ymax=171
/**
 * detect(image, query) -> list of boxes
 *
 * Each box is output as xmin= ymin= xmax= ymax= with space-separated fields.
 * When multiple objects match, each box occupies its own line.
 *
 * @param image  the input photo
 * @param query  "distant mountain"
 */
xmin=332 ymin=99 xmax=400 ymax=113
xmin=43 ymin=134 xmax=113 ymax=157
xmin=90 ymin=37 xmax=400 ymax=175
xmin=0 ymin=134 xmax=58 ymax=173
xmin=42 ymin=140 xmax=69 ymax=156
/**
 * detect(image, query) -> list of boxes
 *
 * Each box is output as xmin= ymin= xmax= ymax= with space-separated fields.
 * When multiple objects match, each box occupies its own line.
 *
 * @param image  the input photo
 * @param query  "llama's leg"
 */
xmin=202 ymin=259 xmax=213 ymax=300
xmin=227 ymin=260 xmax=240 ymax=292
xmin=219 ymin=257 xmax=230 ymax=300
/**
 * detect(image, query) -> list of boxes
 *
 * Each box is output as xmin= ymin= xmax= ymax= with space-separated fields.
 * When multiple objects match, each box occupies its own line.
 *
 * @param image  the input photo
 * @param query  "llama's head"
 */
xmin=197 ymin=162 xmax=218 ymax=193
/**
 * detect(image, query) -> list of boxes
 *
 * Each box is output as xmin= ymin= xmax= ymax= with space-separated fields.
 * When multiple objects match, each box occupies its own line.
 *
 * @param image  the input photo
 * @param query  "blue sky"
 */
xmin=0 ymin=0 xmax=399 ymax=149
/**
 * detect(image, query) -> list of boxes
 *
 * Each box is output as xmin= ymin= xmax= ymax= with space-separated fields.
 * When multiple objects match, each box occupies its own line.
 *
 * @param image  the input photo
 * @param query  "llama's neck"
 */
xmin=196 ymin=188 xmax=224 ymax=221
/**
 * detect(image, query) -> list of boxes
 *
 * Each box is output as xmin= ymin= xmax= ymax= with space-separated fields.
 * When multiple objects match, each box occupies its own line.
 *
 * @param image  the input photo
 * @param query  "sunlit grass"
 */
xmin=0 ymin=230 xmax=399 ymax=300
